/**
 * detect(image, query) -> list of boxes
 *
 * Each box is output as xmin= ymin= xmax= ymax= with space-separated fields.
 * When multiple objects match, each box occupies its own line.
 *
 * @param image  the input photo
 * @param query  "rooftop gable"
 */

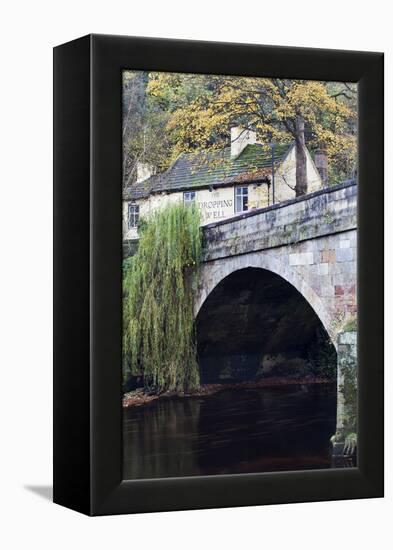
xmin=125 ymin=142 xmax=294 ymax=200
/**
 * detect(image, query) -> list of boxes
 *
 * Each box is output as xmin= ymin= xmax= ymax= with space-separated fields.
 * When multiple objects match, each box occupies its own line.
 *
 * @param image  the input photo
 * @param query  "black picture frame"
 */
xmin=53 ymin=34 xmax=384 ymax=516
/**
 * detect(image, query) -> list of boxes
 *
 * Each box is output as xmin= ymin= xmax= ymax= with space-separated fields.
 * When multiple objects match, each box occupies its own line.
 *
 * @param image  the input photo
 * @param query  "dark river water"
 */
xmin=123 ymin=384 xmax=337 ymax=480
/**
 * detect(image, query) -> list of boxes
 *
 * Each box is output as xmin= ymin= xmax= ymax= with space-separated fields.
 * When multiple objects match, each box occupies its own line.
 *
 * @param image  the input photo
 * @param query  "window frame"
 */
xmin=183 ymin=191 xmax=196 ymax=206
xmin=235 ymin=185 xmax=249 ymax=213
xmin=127 ymin=202 xmax=140 ymax=228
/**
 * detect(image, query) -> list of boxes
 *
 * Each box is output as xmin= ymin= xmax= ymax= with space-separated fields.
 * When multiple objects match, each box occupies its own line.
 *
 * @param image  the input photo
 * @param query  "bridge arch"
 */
xmin=195 ymin=251 xmax=335 ymax=346
xmin=195 ymin=264 xmax=337 ymax=386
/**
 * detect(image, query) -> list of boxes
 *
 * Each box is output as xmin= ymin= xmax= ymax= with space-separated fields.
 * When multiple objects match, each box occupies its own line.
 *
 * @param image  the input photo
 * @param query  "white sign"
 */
xmin=197 ymin=188 xmax=235 ymax=223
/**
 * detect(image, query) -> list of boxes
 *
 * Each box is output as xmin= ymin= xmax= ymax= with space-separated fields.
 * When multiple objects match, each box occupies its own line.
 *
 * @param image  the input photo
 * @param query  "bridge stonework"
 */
xmin=195 ymin=182 xmax=357 ymax=446
xmin=195 ymin=181 xmax=357 ymax=348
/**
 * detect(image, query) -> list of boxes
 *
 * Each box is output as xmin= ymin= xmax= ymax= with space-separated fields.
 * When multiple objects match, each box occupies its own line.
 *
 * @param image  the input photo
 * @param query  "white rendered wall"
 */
xmin=123 ymin=184 xmax=273 ymax=239
xmin=123 ymin=151 xmax=322 ymax=239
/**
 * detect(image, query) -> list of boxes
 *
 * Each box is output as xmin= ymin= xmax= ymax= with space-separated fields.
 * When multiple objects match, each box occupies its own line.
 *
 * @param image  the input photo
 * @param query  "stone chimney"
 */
xmin=136 ymin=162 xmax=155 ymax=183
xmin=230 ymin=126 xmax=256 ymax=158
xmin=314 ymin=149 xmax=328 ymax=186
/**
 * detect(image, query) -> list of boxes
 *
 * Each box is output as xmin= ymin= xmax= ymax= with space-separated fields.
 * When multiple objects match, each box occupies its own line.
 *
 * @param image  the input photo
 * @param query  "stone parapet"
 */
xmin=202 ymin=182 xmax=357 ymax=263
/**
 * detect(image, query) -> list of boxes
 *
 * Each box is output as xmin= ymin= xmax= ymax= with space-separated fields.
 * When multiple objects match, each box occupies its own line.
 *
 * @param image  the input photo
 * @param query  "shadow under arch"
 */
xmin=196 ymin=266 xmax=337 ymax=385
xmin=195 ymin=253 xmax=334 ymax=346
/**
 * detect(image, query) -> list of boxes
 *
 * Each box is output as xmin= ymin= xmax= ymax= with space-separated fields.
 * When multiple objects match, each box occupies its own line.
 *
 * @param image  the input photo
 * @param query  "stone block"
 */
xmin=289 ymin=252 xmax=314 ymax=266
xmin=314 ymin=250 xmax=323 ymax=264
xmin=332 ymin=273 xmax=354 ymax=286
xmin=321 ymin=249 xmax=336 ymax=263
xmin=335 ymin=285 xmax=345 ymax=296
xmin=338 ymin=343 xmax=350 ymax=354
xmin=328 ymin=261 xmax=354 ymax=275
xmin=321 ymin=284 xmax=335 ymax=298
xmin=316 ymin=238 xmax=328 ymax=250
xmin=331 ymin=198 xmax=348 ymax=212
xmin=318 ymin=263 xmax=329 ymax=275
xmin=336 ymin=248 xmax=354 ymax=263
xmin=338 ymin=331 xmax=357 ymax=346
xmin=346 ymin=304 xmax=358 ymax=316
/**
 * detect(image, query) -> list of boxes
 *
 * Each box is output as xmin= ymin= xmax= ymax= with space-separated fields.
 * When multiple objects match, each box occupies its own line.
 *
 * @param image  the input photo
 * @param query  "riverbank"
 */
xmin=122 ymin=376 xmax=333 ymax=408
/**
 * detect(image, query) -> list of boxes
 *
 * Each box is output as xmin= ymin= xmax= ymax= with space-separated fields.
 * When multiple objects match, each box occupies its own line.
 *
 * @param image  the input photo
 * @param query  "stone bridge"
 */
xmin=196 ymin=181 xmax=357 ymax=341
xmin=195 ymin=181 xmax=357 ymax=451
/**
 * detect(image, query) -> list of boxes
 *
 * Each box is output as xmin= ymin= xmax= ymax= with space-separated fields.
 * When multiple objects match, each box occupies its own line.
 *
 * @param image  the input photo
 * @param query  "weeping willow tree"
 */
xmin=123 ymin=203 xmax=202 ymax=392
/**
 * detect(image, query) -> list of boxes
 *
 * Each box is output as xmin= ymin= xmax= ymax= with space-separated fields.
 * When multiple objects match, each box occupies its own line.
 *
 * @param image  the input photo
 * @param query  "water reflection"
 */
xmin=123 ymin=384 xmax=337 ymax=480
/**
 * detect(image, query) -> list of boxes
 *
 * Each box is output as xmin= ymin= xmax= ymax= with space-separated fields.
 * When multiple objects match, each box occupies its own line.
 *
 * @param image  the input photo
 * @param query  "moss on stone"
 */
xmin=343 ymin=317 xmax=357 ymax=332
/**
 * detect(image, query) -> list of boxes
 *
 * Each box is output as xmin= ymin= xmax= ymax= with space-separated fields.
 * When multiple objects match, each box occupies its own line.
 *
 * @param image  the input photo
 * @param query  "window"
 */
xmin=235 ymin=186 xmax=248 ymax=213
xmin=183 ymin=191 xmax=196 ymax=206
xmin=128 ymin=203 xmax=139 ymax=228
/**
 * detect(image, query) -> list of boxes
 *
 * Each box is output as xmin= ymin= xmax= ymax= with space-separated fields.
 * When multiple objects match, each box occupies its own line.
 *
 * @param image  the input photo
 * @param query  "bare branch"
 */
xmin=281 ymin=173 xmax=296 ymax=191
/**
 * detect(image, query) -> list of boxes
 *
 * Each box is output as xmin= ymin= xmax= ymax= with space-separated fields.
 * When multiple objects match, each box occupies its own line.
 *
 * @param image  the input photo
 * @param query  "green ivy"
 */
xmin=305 ymin=325 xmax=337 ymax=380
xmin=339 ymin=350 xmax=357 ymax=434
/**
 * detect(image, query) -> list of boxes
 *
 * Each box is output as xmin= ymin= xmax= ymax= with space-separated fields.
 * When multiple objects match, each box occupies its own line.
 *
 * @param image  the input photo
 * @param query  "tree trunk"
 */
xmin=295 ymin=115 xmax=307 ymax=196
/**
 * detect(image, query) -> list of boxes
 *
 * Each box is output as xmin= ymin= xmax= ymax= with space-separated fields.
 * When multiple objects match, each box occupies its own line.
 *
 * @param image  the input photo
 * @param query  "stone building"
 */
xmin=123 ymin=127 xmax=325 ymax=240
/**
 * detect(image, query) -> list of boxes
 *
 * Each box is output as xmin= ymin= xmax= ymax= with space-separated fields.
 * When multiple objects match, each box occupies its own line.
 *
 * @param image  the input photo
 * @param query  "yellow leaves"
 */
xmin=140 ymin=71 xmax=357 ymax=179
xmin=147 ymin=72 xmax=183 ymax=100
xmin=284 ymin=80 xmax=353 ymax=126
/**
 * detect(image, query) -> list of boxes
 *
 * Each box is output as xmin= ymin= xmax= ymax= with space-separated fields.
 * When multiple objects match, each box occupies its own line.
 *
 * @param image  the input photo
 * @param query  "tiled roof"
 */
xmin=123 ymin=173 xmax=163 ymax=200
xmin=124 ymin=142 xmax=293 ymax=201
